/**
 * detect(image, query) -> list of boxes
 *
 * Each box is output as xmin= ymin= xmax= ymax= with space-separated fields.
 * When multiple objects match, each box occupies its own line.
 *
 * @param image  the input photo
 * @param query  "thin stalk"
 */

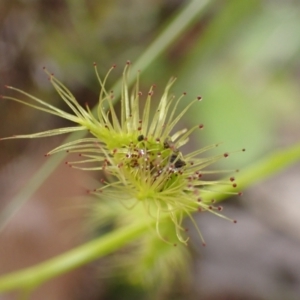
xmin=213 ymin=142 xmax=300 ymax=203
xmin=0 ymin=217 xmax=151 ymax=294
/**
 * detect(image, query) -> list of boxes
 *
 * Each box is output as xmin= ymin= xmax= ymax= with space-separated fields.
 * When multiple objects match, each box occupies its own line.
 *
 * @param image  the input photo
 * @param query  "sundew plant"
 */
xmin=2 ymin=61 xmax=242 ymax=246
xmin=0 ymin=60 xmax=249 ymax=298
xmin=1 ymin=0 xmax=300 ymax=297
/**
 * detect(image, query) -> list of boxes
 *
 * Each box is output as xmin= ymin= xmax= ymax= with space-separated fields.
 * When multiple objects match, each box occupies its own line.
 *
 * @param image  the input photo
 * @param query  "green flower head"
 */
xmin=2 ymin=61 xmax=243 ymax=245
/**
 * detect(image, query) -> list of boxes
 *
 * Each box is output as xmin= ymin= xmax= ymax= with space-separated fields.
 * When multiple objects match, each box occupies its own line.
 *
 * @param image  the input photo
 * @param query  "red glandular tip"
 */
xmin=197 ymin=96 xmax=202 ymax=101
xmin=126 ymin=60 xmax=131 ymax=65
xmin=199 ymin=124 xmax=204 ymax=129
xmin=183 ymin=92 xmax=187 ymax=95
xmin=233 ymin=220 xmax=237 ymax=224
xmin=230 ymin=177 xmax=235 ymax=182
xmin=93 ymin=62 xmax=97 ymax=66
xmin=112 ymin=64 xmax=116 ymax=68
xmin=223 ymin=153 xmax=229 ymax=158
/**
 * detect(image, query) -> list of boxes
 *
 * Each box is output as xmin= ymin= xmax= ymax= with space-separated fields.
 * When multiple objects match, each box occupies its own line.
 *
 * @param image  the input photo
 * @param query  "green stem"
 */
xmin=212 ymin=143 xmax=300 ymax=203
xmin=1 ymin=142 xmax=300 ymax=294
xmin=0 ymin=0 xmax=215 ymax=232
xmin=0 ymin=218 xmax=151 ymax=294
xmin=128 ymin=0 xmax=213 ymax=76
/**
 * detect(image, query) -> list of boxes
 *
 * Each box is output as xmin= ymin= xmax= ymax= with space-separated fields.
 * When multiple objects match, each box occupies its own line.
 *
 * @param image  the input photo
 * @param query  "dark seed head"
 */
xmin=170 ymin=153 xmax=177 ymax=163
xmin=137 ymin=134 xmax=144 ymax=141
xmin=174 ymin=159 xmax=186 ymax=168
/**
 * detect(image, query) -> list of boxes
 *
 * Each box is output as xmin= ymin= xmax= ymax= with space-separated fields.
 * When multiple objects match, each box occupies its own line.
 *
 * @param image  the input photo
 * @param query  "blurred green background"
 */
xmin=1 ymin=0 xmax=300 ymax=299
